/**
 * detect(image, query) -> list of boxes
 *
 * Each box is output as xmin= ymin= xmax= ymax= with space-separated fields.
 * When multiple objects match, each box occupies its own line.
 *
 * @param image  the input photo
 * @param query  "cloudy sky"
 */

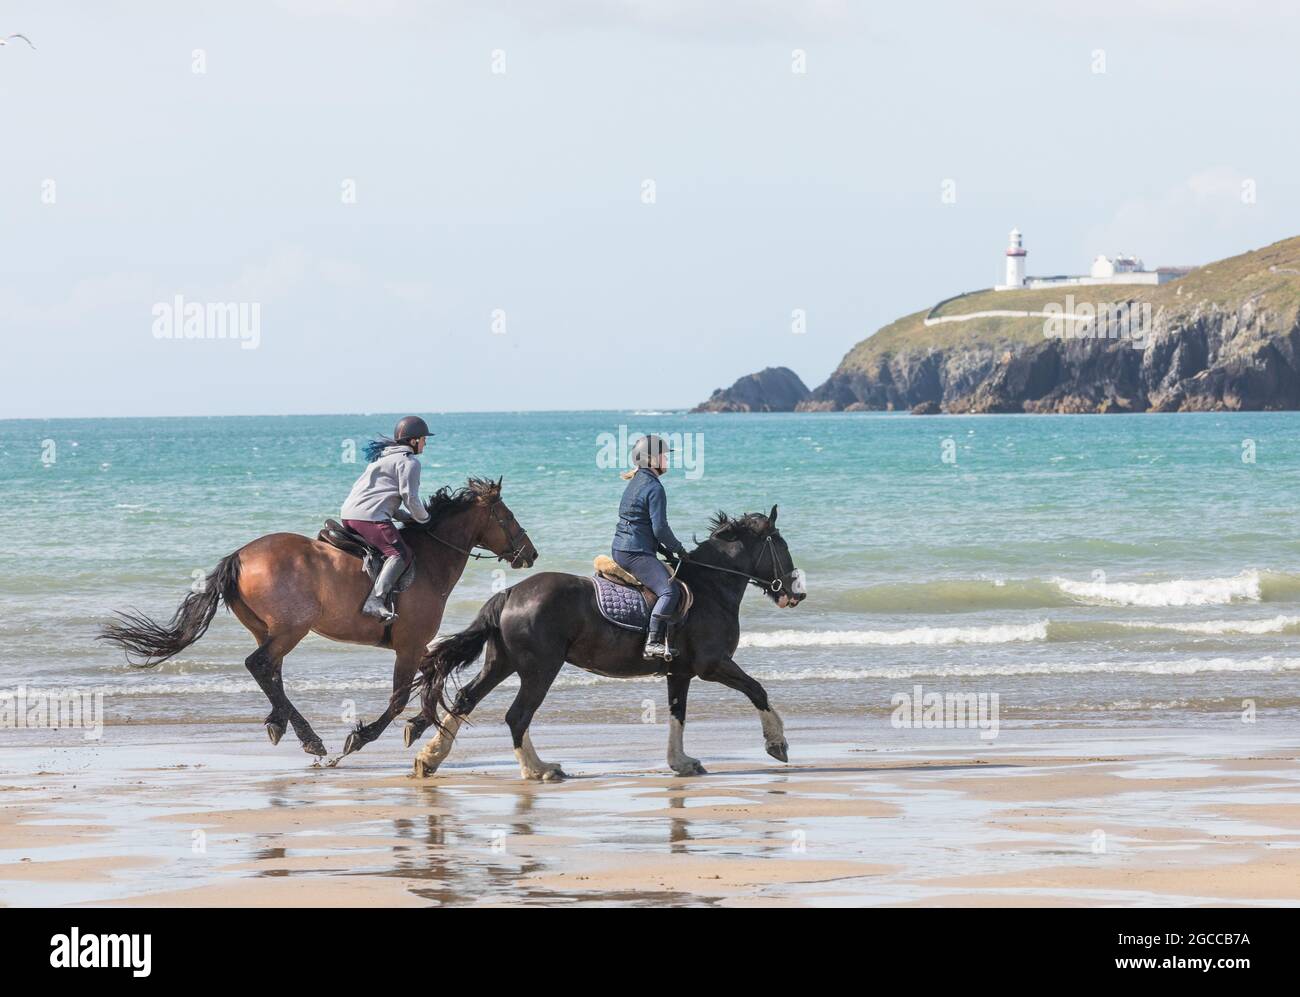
xmin=1 ymin=0 xmax=1294 ymax=418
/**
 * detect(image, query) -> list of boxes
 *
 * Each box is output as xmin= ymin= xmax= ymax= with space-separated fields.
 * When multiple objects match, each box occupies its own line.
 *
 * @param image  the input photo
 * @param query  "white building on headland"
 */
xmin=994 ymin=228 xmax=1191 ymax=290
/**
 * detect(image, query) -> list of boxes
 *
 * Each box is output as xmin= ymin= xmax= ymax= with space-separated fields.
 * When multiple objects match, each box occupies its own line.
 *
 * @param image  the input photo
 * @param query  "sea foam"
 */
xmin=738 ymin=623 xmax=1047 ymax=648
xmin=1053 ymin=570 xmax=1266 ymax=607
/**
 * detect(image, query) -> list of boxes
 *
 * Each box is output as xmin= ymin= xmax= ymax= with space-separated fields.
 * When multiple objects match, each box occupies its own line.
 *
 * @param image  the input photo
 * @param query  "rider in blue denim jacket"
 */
xmin=612 ymin=434 xmax=689 ymax=660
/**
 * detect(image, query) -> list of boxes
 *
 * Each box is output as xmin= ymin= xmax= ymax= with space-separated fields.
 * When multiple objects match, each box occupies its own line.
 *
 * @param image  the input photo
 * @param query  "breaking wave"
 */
xmin=737 ymin=614 xmax=1300 ymax=648
xmin=827 ymin=570 xmax=1300 ymax=613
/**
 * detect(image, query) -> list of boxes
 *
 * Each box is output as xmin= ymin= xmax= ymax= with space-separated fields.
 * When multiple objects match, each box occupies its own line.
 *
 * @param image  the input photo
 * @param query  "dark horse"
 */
xmin=408 ymin=505 xmax=805 ymax=780
xmin=99 ymin=478 xmax=537 ymax=759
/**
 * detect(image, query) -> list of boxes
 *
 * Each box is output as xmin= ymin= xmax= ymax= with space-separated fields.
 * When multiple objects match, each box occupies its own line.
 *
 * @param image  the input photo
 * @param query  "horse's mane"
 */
xmin=708 ymin=510 xmax=772 ymax=539
xmin=411 ymin=477 xmax=500 ymax=531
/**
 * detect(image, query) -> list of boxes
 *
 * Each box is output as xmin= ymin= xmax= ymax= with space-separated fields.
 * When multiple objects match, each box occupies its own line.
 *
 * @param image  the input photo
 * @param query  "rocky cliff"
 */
xmin=799 ymin=237 xmax=1300 ymax=413
xmin=699 ymin=236 xmax=1300 ymax=415
xmin=692 ymin=366 xmax=811 ymax=412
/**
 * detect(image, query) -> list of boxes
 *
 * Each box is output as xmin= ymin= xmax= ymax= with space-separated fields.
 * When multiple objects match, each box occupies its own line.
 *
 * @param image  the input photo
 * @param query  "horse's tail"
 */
xmin=416 ymin=589 xmax=509 ymax=732
xmin=98 ymin=553 xmax=241 ymax=667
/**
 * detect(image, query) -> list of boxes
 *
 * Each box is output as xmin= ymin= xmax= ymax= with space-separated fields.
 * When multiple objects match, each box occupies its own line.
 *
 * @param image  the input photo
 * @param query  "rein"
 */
xmin=680 ymin=535 xmax=792 ymax=594
xmin=422 ymin=498 xmax=530 ymax=566
xmin=426 ymin=533 xmax=496 ymax=560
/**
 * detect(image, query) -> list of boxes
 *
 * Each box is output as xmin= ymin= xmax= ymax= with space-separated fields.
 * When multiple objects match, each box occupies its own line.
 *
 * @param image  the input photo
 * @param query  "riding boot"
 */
xmin=362 ymin=556 xmax=406 ymax=622
xmin=643 ymin=616 xmax=669 ymax=660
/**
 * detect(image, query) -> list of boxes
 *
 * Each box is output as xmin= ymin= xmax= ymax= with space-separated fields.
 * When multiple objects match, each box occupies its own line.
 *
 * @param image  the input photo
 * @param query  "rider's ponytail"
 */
xmin=620 ymin=468 xmax=636 ymax=480
xmin=363 ymin=437 xmax=397 ymax=462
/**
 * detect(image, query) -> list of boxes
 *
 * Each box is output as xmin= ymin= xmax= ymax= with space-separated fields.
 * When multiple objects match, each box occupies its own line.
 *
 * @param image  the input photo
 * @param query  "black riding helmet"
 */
xmin=632 ymin=434 xmax=674 ymax=468
xmin=394 ymin=415 xmax=432 ymax=444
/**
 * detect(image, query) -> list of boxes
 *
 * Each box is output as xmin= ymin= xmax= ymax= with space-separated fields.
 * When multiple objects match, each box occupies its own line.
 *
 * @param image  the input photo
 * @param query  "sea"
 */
xmin=4 ymin=410 xmax=1300 ymax=746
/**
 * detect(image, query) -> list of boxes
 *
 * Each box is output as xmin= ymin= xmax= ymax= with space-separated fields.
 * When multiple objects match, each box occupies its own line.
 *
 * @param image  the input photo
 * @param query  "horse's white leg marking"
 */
xmin=760 ymin=708 xmax=786 ymax=749
xmin=415 ymin=714 xmax=462 ymax=774
xmin=666 ymin=717 xmax=705 ymax=776
xmin=515 ymin=730 xmax=565 ymax=782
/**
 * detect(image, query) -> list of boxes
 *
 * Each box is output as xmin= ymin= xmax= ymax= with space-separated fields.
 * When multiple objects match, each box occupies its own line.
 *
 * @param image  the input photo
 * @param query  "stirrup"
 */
xmin=362 ymin=596 xmax=396 ymax=622
xmin=643 ymin=639 xmax=671 ymax=662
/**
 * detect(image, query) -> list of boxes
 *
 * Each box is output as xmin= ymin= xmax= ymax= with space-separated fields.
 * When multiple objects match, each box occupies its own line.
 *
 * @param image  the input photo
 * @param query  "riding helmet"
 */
xmin=394 ymin=415 xmax=432 ymax=443
xmin=632 ymin=434 xmax=674 ymax=468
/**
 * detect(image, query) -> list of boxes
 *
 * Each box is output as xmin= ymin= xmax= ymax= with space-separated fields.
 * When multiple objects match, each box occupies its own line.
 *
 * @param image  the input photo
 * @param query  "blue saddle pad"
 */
xmin=590 ymin=575 xmax=652 ymax=632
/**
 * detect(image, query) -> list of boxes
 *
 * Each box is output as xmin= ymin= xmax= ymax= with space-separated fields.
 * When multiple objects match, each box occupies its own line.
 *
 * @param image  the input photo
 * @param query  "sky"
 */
xmin=1 ymin=0 xmax=1295 ymax=418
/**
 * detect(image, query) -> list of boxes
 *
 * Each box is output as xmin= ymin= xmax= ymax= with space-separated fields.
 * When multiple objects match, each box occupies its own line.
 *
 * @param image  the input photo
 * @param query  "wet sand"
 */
xmin=2 ymin=719 xmax=1299 ymax=907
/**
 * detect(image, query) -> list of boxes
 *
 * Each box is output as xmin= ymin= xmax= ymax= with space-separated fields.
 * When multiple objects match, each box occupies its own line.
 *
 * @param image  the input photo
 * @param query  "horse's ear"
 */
xmin=769 ymin=504 xmax=778 ymax=526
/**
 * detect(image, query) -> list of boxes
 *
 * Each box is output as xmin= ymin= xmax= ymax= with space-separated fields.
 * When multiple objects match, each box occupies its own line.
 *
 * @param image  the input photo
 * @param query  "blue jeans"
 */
xmin=612 ymin=549 xmax=679 ymax=621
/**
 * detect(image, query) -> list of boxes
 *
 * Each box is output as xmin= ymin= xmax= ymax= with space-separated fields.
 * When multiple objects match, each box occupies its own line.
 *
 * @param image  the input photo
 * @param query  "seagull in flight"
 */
xmin=1 ymin=33 xmax=36 ymax=49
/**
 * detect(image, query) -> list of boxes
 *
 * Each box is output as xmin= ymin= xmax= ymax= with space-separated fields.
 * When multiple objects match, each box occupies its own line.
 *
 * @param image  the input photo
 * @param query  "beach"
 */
xmin=5 ymin=410 xmax=1300 ymax=907
xmin=3 ymin=717 xmax=1299 ymax=907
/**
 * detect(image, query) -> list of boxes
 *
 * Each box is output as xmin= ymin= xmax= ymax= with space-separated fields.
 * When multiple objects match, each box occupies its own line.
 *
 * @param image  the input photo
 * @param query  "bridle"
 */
xmin=754 ymin=534 xmax=796 ymax=593
xmin=426 ymin=498 xmax=531 ymax=567
xmin=679 ymin=533 xmax=794 ymax=595
xmin=489 ymin=500 xmax=532 ymax=567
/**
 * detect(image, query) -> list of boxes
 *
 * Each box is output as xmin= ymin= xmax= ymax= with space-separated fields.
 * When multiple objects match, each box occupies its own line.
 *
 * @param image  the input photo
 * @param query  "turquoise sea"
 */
xmin=4 ymin=410 xmax=1300 ymax=741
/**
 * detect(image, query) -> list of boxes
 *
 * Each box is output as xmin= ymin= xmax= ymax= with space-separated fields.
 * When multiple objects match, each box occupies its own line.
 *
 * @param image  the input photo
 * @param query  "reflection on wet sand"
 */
xmin=3 ymin=722 xmax=1300 ymax=906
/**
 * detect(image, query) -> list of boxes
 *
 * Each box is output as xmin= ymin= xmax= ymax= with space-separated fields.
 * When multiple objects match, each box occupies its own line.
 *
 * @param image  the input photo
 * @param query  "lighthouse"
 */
xmin=1004 ymin=228 xmax=1027 ymax=288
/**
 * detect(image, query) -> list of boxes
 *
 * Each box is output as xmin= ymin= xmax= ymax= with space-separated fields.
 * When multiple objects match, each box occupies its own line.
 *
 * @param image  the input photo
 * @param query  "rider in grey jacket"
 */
xmin=341 ymin=415 xmax=432 ymax=621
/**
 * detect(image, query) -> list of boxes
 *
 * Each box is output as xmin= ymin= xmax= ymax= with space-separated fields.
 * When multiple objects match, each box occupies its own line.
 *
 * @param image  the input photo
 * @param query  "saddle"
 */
xmin=590 ymin=555 xmax=693 ymax=633
xmin=318 ymin=519 xmax=416 ymax=595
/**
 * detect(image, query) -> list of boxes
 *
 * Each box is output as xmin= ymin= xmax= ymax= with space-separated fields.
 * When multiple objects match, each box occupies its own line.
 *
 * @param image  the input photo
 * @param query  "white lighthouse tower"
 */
xmin=1003 ymin=227 xmax=1027 ymax=288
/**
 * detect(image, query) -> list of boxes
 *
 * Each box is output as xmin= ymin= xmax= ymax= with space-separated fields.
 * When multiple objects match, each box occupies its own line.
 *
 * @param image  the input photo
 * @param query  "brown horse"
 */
xmin=99 ymin=478 xmax=537 ymax=759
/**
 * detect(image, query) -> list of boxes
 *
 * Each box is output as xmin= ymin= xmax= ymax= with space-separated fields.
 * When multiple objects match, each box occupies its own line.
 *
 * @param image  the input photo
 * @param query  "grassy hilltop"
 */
xmin=802 ymin=235 xmax=1300 ymax=414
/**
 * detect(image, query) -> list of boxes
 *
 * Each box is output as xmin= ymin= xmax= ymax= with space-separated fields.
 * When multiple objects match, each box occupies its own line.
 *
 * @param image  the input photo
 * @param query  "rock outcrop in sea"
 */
xmin=692 ymin=366 xmax=811 ymax=412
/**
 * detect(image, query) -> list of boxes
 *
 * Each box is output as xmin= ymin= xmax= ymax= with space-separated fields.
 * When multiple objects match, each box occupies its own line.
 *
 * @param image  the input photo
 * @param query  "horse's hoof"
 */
xmin=342 ymin=730 xmax=363 ymax=756
xmin=521 ymin=767 xmax=563 ymax=782
xmin=303 ymin=738 xmax=328 ymax=758
xmin=413 ymin=757 xmax=432 ymax=779
xmin=671 ymin=760 xmax=707 ymax=777
xmin=266 ymin=722 xmax=286 ymax=746
xmin=403 ymin=721 xmax=424 ymax=749
xmin=765 ymin=741 xmax=789 ymax=763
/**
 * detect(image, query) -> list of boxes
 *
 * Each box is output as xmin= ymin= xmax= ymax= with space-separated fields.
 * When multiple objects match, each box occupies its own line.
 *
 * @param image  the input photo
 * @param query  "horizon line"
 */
xmin=0 ymin=405 xmax=725 ymax=423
